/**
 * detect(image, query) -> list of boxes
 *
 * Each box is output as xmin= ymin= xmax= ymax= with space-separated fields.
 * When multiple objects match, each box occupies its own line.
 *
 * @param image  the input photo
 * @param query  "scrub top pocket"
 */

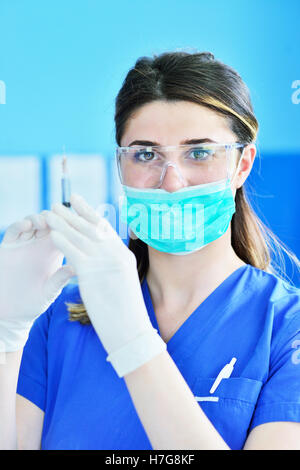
xmin=192 ymin=377 xmax=263 ymax=450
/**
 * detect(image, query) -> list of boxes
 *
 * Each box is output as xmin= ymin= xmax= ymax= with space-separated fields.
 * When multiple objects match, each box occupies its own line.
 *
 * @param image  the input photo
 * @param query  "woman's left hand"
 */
xmin=44 ymin=194 xmax=165 ymax=376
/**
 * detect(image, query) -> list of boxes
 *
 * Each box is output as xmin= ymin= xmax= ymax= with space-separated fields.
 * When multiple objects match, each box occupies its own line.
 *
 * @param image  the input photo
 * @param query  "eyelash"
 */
xmin=133 ymin=148 xmax=213 ymax=162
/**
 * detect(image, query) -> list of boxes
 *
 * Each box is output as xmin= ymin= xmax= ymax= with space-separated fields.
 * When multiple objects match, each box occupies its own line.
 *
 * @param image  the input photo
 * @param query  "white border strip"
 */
xmin=195 ymin=396 xmax=219 ymax=402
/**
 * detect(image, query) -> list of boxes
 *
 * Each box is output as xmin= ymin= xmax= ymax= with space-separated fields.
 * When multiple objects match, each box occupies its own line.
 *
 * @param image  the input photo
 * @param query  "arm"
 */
xmin=0 ymin=350 xmax=44 ymax=450
xmin=0 ymin=214 xmax=72 ymax=450
xmin=0 ymin=351 xmax=44 ymax=450
xmin=125 ymin=353 xmax=300 ymax=450
xmin=16 ymin=394 xmax=44 ymax=450
xmin=244 ymin=422 xmax=300 ymax=450
xmin=124 ymin=352 xmax=300 ymax=450
xmin=45 ymin=196 xmax=230 ymax=450
xmin=45 ymin=196 xmax=300 ymax=451
xmin=0 ymin=351 xmax=22 ymax=449
xmin=124 ymin=350 xmax=229 ymax=450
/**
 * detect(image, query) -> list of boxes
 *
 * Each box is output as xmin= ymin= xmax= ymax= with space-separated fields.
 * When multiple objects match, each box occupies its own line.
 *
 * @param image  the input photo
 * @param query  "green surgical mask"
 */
xmin=120 ymin=178 xmax=236 ymax=255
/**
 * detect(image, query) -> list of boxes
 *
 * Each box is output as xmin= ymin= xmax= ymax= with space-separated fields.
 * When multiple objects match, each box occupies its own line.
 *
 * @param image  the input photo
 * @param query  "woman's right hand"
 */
xmin=0 ymin=212 xmax=74 ymax=353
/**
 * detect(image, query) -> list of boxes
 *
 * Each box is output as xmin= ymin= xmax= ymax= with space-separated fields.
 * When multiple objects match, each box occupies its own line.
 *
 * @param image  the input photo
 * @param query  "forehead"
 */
xmin=121 ymin=100 xmax=237 ymax=146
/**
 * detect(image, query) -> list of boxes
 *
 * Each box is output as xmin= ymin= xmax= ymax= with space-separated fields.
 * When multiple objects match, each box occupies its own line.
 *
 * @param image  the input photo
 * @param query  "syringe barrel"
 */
xmin=61 ymin=177 xmax=71 ymax=206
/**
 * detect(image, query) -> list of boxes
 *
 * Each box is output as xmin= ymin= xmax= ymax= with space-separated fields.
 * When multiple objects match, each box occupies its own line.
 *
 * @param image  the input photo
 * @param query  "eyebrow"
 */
xmin=127 ymin=138 xmax=217 ymax=146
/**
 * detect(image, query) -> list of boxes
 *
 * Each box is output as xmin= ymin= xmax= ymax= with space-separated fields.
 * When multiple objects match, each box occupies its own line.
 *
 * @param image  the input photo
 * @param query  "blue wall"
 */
xmin=0 ymin=0 xmax=299 ymax=283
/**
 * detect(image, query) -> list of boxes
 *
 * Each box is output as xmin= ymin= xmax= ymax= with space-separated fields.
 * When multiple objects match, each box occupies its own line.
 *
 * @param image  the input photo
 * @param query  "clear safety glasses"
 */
xmin=116 ymin=142 xmax=246 ymax=189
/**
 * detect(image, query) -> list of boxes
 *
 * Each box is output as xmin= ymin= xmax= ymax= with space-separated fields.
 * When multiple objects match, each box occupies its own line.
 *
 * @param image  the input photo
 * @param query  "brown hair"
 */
xmin=68 ymin=51 xmax=299 ymax=323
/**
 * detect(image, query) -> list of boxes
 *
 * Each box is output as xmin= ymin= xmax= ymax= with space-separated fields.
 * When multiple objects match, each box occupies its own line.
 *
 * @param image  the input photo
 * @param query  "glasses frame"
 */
xmin=116 ymin=142 xmax=247 ymax=188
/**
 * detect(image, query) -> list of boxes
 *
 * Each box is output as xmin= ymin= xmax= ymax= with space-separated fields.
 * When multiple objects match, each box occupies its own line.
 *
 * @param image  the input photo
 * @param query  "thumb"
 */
xmin=43 ymin=265 xmax=76 ymax=303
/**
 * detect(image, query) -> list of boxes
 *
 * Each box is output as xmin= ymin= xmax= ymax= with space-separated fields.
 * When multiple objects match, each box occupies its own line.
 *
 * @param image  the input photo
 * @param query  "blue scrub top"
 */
xmin=17 ymin=264 xmax=300 ymax=450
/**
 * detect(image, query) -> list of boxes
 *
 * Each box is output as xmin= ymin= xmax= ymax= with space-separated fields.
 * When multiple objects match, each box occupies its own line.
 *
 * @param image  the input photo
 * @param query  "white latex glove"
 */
xmin=45 ymin=194 xmax=166 ymax=377
xmin=0 ymin=213 xmax=74 ymax=353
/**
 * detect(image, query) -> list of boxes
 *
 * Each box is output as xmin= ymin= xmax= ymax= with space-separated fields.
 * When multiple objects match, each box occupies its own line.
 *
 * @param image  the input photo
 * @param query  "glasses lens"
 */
xmin=183 ymin=145 xmax=228 ymax=185
xmin=117 ymin=144 xmax=238 ymax=188
xmin=118 ymin=148 xmax=164 ymax=188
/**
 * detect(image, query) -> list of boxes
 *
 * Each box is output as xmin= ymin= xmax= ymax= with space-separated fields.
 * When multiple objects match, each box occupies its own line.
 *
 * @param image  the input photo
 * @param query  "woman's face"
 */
xmin=120 ymin=100 xmax=255 ymax=192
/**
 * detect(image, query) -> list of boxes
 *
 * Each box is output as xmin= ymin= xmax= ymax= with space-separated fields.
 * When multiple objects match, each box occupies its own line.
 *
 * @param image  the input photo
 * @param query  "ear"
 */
xmin=234 ymin=144 xmax=256 ymax=189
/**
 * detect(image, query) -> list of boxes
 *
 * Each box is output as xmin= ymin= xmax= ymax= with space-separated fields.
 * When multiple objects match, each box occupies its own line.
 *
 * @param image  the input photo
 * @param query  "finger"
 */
xmin=70 ymin=194 xmax=121 ymax=243
xmin=69 ymin=194 xmax=101 ymax=225
xmin=44 ymin=265 xmax=76 ymax=301
xmin=25 ymin=213 xmax=48 ymax=231
xmin=2 ymin=219 xmax=33 ymax=243
xmin=25 ymin=213 xmax=50 ymax=240
xmin=45 ymin=211 xmax=95 ymax=255
xmin=50 ymin=230 xmax=84 ymax=267
xmin=19 ymin=231 xmax=35 ymax=241
xmin=37 ymin=211 xmax=53 ymax=236
xmin=51 ymin=202 xmax=101 ymax=241
xmin=35 ymin=227 xmax=51 ymax=239
xmin=40 ymin=210 xmax=51 ymax=221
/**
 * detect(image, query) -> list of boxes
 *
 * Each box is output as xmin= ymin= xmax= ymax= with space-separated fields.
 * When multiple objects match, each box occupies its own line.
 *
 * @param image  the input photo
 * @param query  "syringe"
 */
xmin=61 ymin=152 xmax=71 ymax=208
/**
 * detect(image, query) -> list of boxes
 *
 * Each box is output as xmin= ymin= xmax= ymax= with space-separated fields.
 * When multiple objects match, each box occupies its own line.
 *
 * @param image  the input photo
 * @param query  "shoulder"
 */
xmin=244 ymin=264 xmax=300 ymax=304
xmin=244 ymin=265 xmax=300 ymax=337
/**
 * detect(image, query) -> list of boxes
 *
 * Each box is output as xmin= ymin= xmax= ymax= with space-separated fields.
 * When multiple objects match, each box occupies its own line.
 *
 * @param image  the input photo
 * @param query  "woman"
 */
xmin=0 ymin=51 xmax=300 ymax=450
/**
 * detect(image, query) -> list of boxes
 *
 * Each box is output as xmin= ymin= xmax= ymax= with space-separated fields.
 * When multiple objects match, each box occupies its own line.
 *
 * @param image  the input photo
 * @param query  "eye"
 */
xmin=189 ymin=148 xmax=213 ymax=161
xmin=133 ymin=150 xmax=157 ymax=162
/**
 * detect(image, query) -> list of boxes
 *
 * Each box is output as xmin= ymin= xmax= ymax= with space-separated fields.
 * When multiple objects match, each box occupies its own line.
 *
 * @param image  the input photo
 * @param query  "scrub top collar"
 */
xmin=141 ymin=264 xmax=251 ymax=365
